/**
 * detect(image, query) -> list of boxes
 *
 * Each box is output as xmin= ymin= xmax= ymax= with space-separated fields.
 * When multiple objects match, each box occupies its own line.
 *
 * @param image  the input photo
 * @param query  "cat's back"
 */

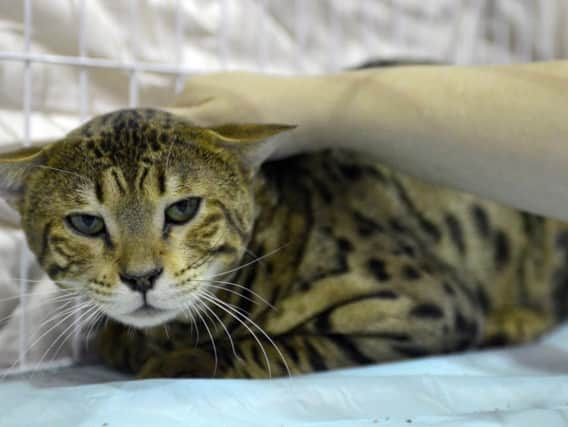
xmin=259 ymin=150 xmax=565 ymax=323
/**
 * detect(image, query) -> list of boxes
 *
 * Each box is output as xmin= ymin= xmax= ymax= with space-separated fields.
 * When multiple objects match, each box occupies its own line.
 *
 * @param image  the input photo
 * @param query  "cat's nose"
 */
xmin=120 ymin=268 xmax=163 ymax=293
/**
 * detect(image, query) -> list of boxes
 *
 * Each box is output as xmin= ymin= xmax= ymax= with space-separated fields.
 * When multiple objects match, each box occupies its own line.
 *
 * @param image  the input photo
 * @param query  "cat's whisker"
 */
xmin=30 ymin=303 xmax=100 ymax=378
xmin=0 ymin=295 xmax=78 ymax=327
xmin=179 ymin=283 xmax=261 ymax=309
xmin=209 ymin=244 xmax=289 ymax=280
xmin=193 ymin=300 xmax=219 ymax=377
xmin=199 ymin=291 xmax=273 ymax=379
xmin=0 ymin=288 xmax=78 ymax=305
xmin=163 ymin=324 xmax=170 ymax=340
xmin=182 ymin=305 xmax=199 ymax=347
xmin=8 ymin=277 xmax=77 ymax=287
xmin=1 ymin=300 xmax=92 ymax=379
xmin=243 ymin=248 xmax=261 ymax=262
xmin=164 ymin=126 xmax=181 ymax=174
xmin=190 ymin=306 xmax=200 ymax=346
xmin=85 ymin=311 xmax=105 ymax=350
xmin=202 ymin=290 xmax=291 ymax=378
xmin=192 ymin=278 xmax=276 ymax=311
xmin=45 ymin=303 xmax=102 ymax=370
xmin=199 ymin=300 xmax=240 ymax=362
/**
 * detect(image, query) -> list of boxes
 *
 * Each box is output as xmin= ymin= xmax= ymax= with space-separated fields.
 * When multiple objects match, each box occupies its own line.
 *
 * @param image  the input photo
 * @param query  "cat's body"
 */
xmin=1 ymin=109 xmax=566 ymax=378
xmin=100 ymin=141 xmax=566 ymax=379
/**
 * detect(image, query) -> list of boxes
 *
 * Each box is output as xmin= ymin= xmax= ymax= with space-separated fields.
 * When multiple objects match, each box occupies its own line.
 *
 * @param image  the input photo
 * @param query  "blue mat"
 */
xmin=3 ymin=324 xmax=568 ymax=427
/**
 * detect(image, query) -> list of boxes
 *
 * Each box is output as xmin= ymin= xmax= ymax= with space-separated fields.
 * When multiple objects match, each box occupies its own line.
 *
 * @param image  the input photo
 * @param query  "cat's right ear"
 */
xmin=0 ymin=145 xmax=49 ymax=208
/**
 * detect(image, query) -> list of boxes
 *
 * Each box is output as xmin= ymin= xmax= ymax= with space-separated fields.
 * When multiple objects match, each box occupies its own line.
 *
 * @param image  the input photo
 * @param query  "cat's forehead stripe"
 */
xmin=110 ymin=170 xmax=126 ymax=195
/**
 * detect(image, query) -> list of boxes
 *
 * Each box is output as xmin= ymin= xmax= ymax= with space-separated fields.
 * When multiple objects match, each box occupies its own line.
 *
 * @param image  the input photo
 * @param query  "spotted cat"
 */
xmin=0 ymin=108 xmax=565 ymax=378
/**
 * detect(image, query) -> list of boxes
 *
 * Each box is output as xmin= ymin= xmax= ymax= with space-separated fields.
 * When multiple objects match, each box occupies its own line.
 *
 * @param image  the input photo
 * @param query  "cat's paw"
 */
xmin=137 ymin=348 xmax=219 ymax=379
xmin=483 ymin=307 xmax=552 ymax=346
xmin=97 ymin=321 xmax=150 ymax=374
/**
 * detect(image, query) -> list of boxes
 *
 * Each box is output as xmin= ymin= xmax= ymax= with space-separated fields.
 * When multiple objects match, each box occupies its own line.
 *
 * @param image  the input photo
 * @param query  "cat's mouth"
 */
xmin=110 ymin=304 xmax=180 ymax=328
xmin=130 ymin=306 xmax=167 ymax=317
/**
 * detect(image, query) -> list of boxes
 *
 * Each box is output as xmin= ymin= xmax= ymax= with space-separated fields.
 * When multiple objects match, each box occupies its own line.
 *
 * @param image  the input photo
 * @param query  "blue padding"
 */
xmin=3 ymin=324 xmax=568 ymax=427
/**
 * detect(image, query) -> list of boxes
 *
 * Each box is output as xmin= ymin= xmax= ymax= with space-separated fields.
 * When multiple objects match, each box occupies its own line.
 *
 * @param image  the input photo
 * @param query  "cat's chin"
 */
xmin=110 ymin=307 xmax=180 ymax=329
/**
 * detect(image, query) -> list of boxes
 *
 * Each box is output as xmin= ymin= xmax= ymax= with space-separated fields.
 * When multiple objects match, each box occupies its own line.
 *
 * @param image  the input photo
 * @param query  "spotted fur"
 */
xmin=1 ymin=108 xmax=566 ymax=378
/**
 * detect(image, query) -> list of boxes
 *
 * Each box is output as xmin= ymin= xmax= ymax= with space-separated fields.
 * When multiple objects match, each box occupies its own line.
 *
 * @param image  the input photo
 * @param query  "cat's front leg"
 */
xmin=137 ymin=348 xmax=220 ymax=379
xmin=97 ymin=320 xmax=160 ymax=375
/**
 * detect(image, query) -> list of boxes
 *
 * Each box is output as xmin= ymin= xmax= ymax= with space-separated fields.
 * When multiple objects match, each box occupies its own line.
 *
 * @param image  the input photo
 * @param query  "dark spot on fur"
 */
xmin=401 ymin=265 xmax=421 ymax=280
xmin=391 ymin=345 xmax=430 ymax=358
xmin=556 ymin=230 xmax=568 ymax=250
xmin=378 ymin=332 xmax=411 ymax=342
xmin=337 ymin=238 xmax=354 ymax=252
xmin=305 ymin=341 xmax=327 ymax=371
xmin=353 ymin=211 xmax=384 ymax=236
xmin=476 ymin=286 xmax=491 ymax=313
xmin=455 ymin=337 xmax=474 ymax=351
xmin=368 ymin=258 xmax=390 ymax=281
xmin=138 ymin=167 xmax=149 ymax=191
xmin=265 ymin=262 xmax=274 ymax=275
xmin=151 ymin=140 xmax=161 ymax=151
xmin=494 ymin=230 xmax=510 ymax=270
xmin=410 ymin=304 xmax=444 ymax=319
xmin=93 ymin=146 xmax=104 ymax=158
xmin=339 ymin=164 xmax=363 ymax=180
xmin=94 ymin=180 xmax=104 ymax=203
xmin=454 ymin=312 xmax=478 ymax=339
xmin=157 ymin=171 xmax=166 ymax=194
xmin=389 ymin=218 xmax=406 ymax=233
xmin=445 ymin=214 xmax=465 ymax=255
xmin=400 ymin=244 xmax=416 ymax=257
xmin=483 ymin=333 xmax=508 ymax=347
xmin=281 ymin=343 xmax=300 ymax=365
xmin=210 ymin=244 xmax=237 ymax=255
xmin=372 ymin=289 xmax=399 ymax=299
xmin=110 ymin=170 xmax=126 ymax=194
xmin=311 ymin=178 xmax=333 ymax=204
xmin=454 ymin=312 xmax=468 ymax=333
xmin=327 ymin=334 xmax=374 ymax=365
xmin=147 ymin=128 xmax=157 ymax=142
xmin=442 ymin=282 xmax=456 ymax=296
xmin=471 ymin=205 xmax=490 ymax=237
xmin=418 ymin=218 xmax=441 ymax=242
xmin=363 ymin=166 xmax=386 ymax=181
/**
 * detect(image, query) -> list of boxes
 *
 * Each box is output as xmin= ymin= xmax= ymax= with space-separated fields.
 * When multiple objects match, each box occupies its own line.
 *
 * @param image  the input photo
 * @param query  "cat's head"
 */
xmin=0 ymin=109 xmax=293 ymax=328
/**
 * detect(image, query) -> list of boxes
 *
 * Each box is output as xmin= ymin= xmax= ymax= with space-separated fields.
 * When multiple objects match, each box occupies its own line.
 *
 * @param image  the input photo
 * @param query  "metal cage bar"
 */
xmin=18 ymin=0 xmax=33 ymax=371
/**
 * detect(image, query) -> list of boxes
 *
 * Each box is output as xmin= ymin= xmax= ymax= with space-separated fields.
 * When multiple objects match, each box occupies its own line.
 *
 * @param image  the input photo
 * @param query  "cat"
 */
xmin=0 ymin=108 xmax=565 ymax=378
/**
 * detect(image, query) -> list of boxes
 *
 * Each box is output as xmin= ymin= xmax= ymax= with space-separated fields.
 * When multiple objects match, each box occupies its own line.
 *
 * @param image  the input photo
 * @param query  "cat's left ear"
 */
xmin=0 ymin=145 xmax=49 ymax=208
xmin=206 ymin=123 xmax=296 ymax=170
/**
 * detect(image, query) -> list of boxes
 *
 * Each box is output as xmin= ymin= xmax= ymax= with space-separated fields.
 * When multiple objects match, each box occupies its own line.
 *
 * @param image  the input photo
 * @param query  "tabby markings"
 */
xmin=368 ymin=258 xmax=390 ymax=281
xmin=493 ymin=230 xmax=510 ymax=270
xmin=445 ymin=214 xmax=466 ymax=255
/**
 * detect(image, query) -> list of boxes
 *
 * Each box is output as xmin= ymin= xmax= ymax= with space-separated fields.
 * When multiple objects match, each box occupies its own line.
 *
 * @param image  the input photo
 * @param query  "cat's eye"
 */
xmin=66 ymin=214 xmax=106 ymax=237
xmin=165 ymin=197 xmax=201 ymax=225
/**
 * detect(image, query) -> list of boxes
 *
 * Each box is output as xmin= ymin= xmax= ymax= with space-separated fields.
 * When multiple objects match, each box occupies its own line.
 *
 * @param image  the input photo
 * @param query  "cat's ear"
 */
xmin=206 ymin=123 xmax=296 ymax=169
xmin=0 ymin=145 xmax=49 ymax=208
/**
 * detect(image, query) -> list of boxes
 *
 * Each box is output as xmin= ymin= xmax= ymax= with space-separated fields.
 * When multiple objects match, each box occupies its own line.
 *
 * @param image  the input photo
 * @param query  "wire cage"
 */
xmin=0 ymin=0 xmax=566 ymax=376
